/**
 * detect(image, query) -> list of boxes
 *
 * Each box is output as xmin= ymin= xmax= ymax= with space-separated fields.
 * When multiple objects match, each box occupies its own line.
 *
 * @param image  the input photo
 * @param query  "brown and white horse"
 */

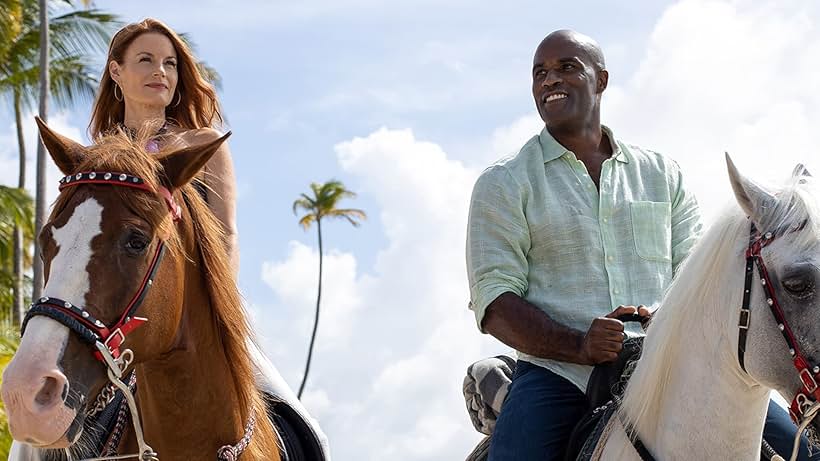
xmin=2 ymin=119 xmax=281 ymax=460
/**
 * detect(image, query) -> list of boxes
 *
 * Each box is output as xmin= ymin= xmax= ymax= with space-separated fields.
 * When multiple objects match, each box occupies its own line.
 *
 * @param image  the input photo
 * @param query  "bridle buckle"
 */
xmin=738 ymin=308 xmax=750 ymax=329
xmin=104 ymin=328 xmax=126 ymax=355
xmin=800 ymin=368 xmax=818 ymax=393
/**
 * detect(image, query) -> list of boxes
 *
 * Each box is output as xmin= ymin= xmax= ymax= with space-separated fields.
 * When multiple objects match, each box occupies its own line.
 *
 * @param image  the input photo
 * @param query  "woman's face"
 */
xmin=110 ymin=32 xmax=179 ymax=109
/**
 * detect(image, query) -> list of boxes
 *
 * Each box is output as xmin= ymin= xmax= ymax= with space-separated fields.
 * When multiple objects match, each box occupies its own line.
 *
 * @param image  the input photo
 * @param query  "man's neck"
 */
xmin=123 ymin=101 xmax=165 ymax=131
xmin=548 ymin=121 xmax=610 ymax=162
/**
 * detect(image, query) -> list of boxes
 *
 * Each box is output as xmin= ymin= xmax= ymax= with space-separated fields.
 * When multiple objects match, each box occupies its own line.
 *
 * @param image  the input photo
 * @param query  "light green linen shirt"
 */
xmin=466 ymin=126 xmax=702 ymax=392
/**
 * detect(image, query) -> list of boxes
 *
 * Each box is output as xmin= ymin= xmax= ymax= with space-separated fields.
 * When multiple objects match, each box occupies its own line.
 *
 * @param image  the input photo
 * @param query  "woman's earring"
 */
xmin=113 ymin=83 xmax=123 ymax=102
xmin=172 ymin=91 xmax=182 ymax=108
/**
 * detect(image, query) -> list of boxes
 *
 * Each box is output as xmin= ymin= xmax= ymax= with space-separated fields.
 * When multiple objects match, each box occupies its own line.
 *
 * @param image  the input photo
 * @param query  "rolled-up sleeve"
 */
xmin=466 ymin=166 xmax=530 ymax=332
xmin=670 ymin=165 xmax=703 ymax=274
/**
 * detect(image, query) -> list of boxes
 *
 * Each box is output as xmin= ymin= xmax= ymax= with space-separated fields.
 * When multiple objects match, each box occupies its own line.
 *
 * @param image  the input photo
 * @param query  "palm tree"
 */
xmin=0 ymin=0 xmax=119 ymax=316
xmin=292 ymin=180 xmax=366 ymax=398
xmin=0 ymin=186 xmax=34 ymax=329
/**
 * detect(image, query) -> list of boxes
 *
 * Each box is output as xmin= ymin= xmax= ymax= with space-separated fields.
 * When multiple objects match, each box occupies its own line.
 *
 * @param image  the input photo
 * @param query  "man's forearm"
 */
xmin=482 ymin=292 xmax=587 ymax=364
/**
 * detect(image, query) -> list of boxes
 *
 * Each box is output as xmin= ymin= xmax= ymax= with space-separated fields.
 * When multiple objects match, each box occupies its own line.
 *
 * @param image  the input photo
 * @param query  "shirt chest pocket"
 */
xmin=630 ymin=201 xmax=671 ymax=262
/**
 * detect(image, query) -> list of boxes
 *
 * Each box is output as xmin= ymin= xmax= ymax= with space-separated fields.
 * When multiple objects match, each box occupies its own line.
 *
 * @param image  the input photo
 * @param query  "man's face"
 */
xmin=531 ymin=36 xmax=606 ymax=129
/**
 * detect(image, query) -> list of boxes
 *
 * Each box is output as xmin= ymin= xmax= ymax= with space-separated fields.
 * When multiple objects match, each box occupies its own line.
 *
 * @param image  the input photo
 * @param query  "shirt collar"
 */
xmin=538 ymin=125 xmax=628 ymax=164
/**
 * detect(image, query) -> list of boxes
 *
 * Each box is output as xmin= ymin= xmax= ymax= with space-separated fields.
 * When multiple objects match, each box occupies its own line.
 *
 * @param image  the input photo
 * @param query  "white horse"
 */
xmin=591 ymin=155 xmax=820 ymax=460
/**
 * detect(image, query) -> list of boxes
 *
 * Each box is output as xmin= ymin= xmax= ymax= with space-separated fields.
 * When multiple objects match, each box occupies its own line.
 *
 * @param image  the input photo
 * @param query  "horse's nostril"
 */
xmin=34 ymin=376 xmax=66 ymax=407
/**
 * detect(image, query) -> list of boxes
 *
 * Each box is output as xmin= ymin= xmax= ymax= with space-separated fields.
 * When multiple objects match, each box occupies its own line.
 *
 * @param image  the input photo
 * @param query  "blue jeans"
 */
xmin=765 ymin=400 xmax=820 ymax=460
xmin=487 ymin=360 xmax=819 ymax=461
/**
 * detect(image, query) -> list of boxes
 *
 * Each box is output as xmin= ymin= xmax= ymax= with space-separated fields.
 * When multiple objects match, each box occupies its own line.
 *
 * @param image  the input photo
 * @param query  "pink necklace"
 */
xmin=120 ymin=120 xmax=169 ymax=153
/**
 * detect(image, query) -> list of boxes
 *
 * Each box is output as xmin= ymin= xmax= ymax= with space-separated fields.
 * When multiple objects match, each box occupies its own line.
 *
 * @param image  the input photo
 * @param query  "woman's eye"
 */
xmin=139 ymin=56 xmax=151 ymax=63
xmin=165 ymin=61 xmax=177 ymax=67
xmin=562 ymin=64 xmax=575 ymax=71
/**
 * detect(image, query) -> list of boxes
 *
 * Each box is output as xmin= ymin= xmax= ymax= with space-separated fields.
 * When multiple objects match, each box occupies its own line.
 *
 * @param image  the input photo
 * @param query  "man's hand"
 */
xmin=578 ymin=305 xmax=649 ymax=365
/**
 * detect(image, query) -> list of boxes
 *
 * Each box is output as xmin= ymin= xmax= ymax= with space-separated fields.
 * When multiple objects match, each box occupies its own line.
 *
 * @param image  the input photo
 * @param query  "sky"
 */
xmin=2 ymin=0 xmax=820 ymax=459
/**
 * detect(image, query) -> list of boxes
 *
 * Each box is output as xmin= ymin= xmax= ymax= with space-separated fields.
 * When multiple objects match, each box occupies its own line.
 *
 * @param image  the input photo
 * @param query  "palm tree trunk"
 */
xmin=298 ymin=218 xmax=323 ymax=399
xmin=32 ymin=0 xmax=49 ymax=301
xmin=12 ymin=91 xmax=26 ymax=328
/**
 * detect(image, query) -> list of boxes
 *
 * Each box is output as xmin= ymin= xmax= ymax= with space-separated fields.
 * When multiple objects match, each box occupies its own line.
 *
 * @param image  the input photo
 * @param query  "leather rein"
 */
xmin=21 ymin=171 xmax=255 ymax=461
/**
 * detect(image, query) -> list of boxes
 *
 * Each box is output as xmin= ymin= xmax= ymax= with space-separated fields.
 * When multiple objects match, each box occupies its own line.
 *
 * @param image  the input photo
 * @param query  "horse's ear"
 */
xmin=792 ymin=163 xmax=812 ymax=179
xmin=726 ymin=152 xmax=776 ymax=226
xmin=35 ymin=116 xmax=86 ymax=175
xmin=157 ymin=131 xmax=231 ymax=190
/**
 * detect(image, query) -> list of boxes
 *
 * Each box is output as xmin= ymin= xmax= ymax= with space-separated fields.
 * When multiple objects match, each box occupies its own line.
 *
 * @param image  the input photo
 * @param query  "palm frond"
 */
xmin=324 ymin=208 xmax=367 ymax=227
xmin=294 ymin=180 xmax=365 ymax=231
xmin=0 ymin=1 xmax=119 ymax=112
xmin=297 ymin=213 xmax=317 ymax=230
xmin=0 ymin=0 xmax=23 ymax=62
xmin=0 ymin=53 xmax=98 ymax=111
xmin=47 ymin=9 xmax=120 ymax=59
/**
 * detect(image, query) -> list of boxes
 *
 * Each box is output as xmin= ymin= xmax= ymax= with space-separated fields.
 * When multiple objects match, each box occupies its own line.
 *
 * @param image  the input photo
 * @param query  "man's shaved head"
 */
xmin=537 ymin=29 xmax=606 ymax=73
xmin=531 ymin=29 xmax=608 ymax=130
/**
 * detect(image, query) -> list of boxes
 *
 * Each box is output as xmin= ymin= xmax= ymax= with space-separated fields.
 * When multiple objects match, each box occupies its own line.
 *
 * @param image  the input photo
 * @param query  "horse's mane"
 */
xmin=619 ymin=172 xmax=820 ymax=443
xmin=51 ymin=128 xmax=277 ymax=458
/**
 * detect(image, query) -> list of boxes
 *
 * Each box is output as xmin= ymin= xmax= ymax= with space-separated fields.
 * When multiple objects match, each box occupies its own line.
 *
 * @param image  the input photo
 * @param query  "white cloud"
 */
xmin=489 ymin=113 xmax=543 ymax=160
xmin=261 ymin=241 xmax=366 ymax=348
xmin=604 ymin=0 xmax=820 ymax=223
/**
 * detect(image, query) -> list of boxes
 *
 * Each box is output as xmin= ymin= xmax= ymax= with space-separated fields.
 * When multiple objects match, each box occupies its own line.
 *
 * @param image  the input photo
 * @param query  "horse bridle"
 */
xmin=19 ymin=171 xmax=181 ymax=461
xmin=737 ymin=221 xmax=820 ymax=458
xmin=20 ymin=171 xmax=255 ymax=461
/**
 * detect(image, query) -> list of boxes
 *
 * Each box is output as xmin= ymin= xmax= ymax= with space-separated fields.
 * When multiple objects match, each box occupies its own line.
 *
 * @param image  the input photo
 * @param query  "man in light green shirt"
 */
xmin=468 ymin=29 xmax=817 ymax=461
xmin=468 ymin=124 xmax=701 ymax=390
xmin=465 ymin=29 xmax=701 ymax=460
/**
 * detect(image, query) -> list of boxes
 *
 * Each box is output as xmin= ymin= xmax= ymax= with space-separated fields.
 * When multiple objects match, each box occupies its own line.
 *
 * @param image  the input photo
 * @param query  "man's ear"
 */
xmin=597 ymin=69 xmax=609 ymax=93
xmin=157 ymin=132 xmax=232 ymax=190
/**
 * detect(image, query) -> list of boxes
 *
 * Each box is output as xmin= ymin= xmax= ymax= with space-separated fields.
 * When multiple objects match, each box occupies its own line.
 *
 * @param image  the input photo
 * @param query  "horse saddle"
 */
xmin=264 ymin=392 xmax=327 ymax=461
xmin=563 ymin=336 xmax=644 ymax=461
xmin=73 ymin=386 xmax=328 ymax=461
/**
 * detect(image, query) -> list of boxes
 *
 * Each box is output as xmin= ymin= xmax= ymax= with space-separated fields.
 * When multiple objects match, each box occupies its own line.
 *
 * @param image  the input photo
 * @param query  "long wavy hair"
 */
xmin=88 ymin=18 xmax=223 ymax=138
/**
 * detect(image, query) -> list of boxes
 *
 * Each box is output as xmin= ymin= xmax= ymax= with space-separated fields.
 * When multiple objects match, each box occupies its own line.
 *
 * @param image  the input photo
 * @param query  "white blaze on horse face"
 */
xmin=2 ymin=197 xmax=104 ymax=446
xmin=45 ymin=197 xmax=104 ymax=302
xmin=36 ymin=196 xmax=105 ymax=363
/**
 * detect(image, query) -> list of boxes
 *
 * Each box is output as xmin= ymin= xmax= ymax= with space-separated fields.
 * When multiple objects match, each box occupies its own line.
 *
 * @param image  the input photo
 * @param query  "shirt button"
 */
xmin=614 ymin=289 xmax=621 ymax=295
xmin=607 ymin=255 xmax=614 ymax=261
xmin=603 ymin=218 xmax=608 ymax=223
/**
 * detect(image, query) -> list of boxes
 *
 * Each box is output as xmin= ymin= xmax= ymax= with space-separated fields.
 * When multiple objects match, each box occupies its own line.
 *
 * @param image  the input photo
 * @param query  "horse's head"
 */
xmin=727 ymin=154 xmax=820 ymax=439
xmin=1 ymin=118 xmax=229 ymax=448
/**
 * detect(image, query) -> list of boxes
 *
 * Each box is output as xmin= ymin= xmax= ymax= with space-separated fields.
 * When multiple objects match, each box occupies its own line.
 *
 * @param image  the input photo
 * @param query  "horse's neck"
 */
xmin=625 ymin=304 xmax=770 ymax=459
xmin=125 ymin=253 xmax=252 ymax=459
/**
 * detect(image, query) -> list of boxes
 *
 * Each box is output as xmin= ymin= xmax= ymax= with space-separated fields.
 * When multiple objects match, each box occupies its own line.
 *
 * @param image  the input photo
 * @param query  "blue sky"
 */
xmin=3 ymin=1 xmax=820 ymax=459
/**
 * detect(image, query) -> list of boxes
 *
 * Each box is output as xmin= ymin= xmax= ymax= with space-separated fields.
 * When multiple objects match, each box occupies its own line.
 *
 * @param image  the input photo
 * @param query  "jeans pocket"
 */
xmin=630 ymin=201 xmax=672 ymax=262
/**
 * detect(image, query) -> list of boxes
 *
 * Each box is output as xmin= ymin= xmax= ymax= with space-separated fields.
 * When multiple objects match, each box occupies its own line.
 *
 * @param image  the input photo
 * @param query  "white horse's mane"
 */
xmin=618 ymin=172 xmax=820 ymax=442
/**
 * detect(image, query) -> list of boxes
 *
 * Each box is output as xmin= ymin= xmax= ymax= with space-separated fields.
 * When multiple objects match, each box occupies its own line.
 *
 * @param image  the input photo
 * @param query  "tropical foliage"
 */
xmin=1 ymin=0 xmax=119 ymax=322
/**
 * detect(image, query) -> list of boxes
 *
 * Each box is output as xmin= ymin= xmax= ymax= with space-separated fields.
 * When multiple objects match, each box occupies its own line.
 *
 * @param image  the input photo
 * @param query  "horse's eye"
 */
xmin=782 ymin=277 xmax=814 ymax=298
xmin=124 ymin=232 xmax=149 ymax=255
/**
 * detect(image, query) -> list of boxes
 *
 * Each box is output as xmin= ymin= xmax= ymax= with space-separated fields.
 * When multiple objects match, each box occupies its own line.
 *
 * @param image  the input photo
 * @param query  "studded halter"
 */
xmin=737 ymin=222 xmax=820 ymax=432
xmin=22 ymin=168 xmax=258 ymax=461
xmin=21 ymin=171 xmax=181 ymax=365
xmin=19 ymin=171 xmax=182 ymax=461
